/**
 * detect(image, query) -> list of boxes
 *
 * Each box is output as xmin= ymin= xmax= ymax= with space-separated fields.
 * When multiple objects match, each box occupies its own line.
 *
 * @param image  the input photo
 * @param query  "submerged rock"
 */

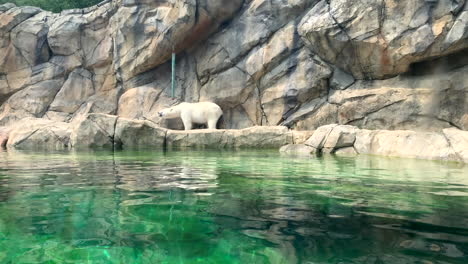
xmin=279 ymin=144 xmax=317 ymax=157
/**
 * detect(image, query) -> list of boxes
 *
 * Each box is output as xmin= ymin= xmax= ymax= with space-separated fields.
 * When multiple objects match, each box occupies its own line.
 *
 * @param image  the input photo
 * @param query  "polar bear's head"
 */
xmin=158 ymin=105 xmax=182 ymax=119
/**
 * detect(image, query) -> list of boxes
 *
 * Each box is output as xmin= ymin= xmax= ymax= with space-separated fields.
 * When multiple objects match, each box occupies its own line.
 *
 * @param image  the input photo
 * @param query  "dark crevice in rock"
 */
xmin=232 ymin=64 xmax=266 ymax=125
xmin=358 ymin=99 xmax=406 ymax=119
xmin=406 ymin=47 xmax=468 ymax=76
xmin=13 ymin=128 xmax=40 ymax=147
xmin=111 ymin=116 xmax=118 ymax=150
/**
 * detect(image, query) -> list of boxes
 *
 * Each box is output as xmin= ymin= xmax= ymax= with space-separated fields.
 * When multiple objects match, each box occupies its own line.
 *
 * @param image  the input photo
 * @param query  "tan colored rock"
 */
xmin=6 ymin=79 xmax=63 ymax=115
xmin=111 ymin=0 xmax=243 ymax=81
xmin=230 ymin=126 xmax=293 ymax=148
xmin=322 ymin=125 xmax=357 ymax=150
xmin=118 ymin=86 xmax=164 ymax=121
xmin=366 ymin=130 xmax=459 ymax=162
xmin=199 ymin=66 xmax=252 ymax=107
xmin=114 ymin=118 xmax=167 ymax=149
xmin=298 ymin=0 xmax=468 ymax=79
xmin=279 ymin=144 xmax=317 ymax=157
xmin=6 ymin=118 xmax=71 ymax=150
xmin=47 ymin=15 xmax=86 ymax=56
xmin=195 ymin=0 xmax=316 ymax=80
xmin=49 ymin=68 xmax=95 ymax=114
xmin=443 ymin=128 xmax=468 ymax=163
xmin=354 ymin=129 xmax=377 ymax=154
xmin=70 ymin=114 xmax=117 ymax=149
xmin=167 ymin=126 xmax=292 ymax=149
xmin=292 ymin=130 xmax=314 ymax=144
xmin=259 ymin=49 xmax=331 ymax=125
xmin=166 ymin=129 xmax=229 ymax=149
xmin=304 ymin=124 xmax=337 ymax=149
xmin=287 ymin=65 xmax=468 ymax=131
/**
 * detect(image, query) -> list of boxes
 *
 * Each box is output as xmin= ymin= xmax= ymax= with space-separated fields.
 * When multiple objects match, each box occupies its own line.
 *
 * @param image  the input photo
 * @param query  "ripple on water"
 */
xmin=0 ymin=149 xmax=467 ymax=263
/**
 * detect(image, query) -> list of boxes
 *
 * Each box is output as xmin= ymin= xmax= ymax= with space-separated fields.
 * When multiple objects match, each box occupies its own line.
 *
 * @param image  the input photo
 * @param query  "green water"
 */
xmin=0 ymin=150 xmax=467 ymax=264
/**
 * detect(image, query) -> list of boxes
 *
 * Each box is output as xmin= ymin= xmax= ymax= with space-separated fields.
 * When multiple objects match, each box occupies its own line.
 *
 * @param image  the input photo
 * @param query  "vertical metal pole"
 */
xmin=171 ymin=47 xmax=176 ymax=98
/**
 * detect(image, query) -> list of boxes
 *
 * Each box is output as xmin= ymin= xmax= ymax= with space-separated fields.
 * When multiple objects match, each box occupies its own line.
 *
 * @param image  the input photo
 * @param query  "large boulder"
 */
xmin=0 ymin=79 xmax=64 ymax=125
xmin=443 ymin=128 xmax=468 ymax=163
xmin=166 ymin=129 xmax=229 ymax=149
xmin=304 ymin=124 xmax=338 ymax=149
xmin=301 ymin=124 xmax=468 ymax=162
xmin=304 ymin=124 xmax=356 ymax=153
xmin=114 ymin=118 xmax=167 ymax=148
xmin=111 ymin=0 xmax=243 ymax=81
xmin=287 ymin=64 xmax=468 ymax=131
xmin=298 ymin=0 xmax=468 ymax=79
xmin=230 ymin=126 xmax=294 ymax=148
xmin=6 ymin=118 xmax=71 ymax=150
xmin=360 ymin=130 xmax=460 ymax=162
xmin=48 ymin=68 xmax=95 ymax=114
xmin=166 ymin=126 xmax=293 ymax=149
xmin=70 ymin=114 xmax=117 ymax=149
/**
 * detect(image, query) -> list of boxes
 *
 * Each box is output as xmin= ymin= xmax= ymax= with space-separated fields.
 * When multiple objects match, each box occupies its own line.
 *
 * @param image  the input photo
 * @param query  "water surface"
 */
xmin=0 ymin=149 xmax=467 ymax=263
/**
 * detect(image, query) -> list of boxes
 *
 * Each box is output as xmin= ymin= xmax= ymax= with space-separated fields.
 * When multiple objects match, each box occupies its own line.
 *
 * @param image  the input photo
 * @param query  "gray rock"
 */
xmin=330 ymin=67 xmax=355 ymax=90
xmin=279 ymin=144 xmax=317 ymax=156
xmin=304 ymin=124 xmax=338 ymax=149
xmin=166 ymin=126 xmax=293 ymax=149
xmin=323 ymin=125 xmax=357 ymax=150
xmin=6 ymin=118 xmax=71 ymax=150
xmin=0 ymin=0 xmax=467 ymax=138
xmin=70 ymin=113 xmax=117 ymax=148
xmin=49 ymin=68 xmax=95 ymax=114
xmin=114 ymin=118 xmax=167 ymax=148
xmin=443 ymin=128 xmax=468 ymax=163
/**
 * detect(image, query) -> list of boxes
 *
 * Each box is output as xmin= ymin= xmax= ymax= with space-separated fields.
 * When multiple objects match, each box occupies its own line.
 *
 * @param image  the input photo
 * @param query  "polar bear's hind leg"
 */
xmin=207 ymin=119 xmax=217 ymax=129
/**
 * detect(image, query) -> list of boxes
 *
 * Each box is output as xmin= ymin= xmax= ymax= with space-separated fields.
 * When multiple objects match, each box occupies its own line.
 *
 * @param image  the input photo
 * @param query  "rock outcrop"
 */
xmin=2 ymin=113 xmax=295 ymax=150
xmin=282 ymin=124 xmax=468 ymax=163
xmin=0 ymin=0 xmax=467 ymax=132
xmin=0 ymin=0 xmax=467 ymax=160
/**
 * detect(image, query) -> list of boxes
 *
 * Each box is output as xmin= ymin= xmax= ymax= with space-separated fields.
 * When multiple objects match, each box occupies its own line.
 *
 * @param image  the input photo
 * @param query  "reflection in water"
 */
xmin=0 ymin=149 xmax=467 ymax=263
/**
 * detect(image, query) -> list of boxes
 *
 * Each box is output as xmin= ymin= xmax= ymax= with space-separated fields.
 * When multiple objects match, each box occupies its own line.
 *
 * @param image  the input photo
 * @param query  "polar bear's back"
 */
xmin=181 ymin=102 xmax=222 ymax=124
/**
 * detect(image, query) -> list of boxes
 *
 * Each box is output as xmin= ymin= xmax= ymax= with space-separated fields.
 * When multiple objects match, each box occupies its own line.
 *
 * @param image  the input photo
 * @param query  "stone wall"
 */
xmin=0 ymin=0 xmax=467 ymax=132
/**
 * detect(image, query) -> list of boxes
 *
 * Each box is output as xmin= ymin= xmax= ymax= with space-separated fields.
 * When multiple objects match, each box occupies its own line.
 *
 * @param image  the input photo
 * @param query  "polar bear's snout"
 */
xmin=158 ymin=111 xmax=163 ymax=117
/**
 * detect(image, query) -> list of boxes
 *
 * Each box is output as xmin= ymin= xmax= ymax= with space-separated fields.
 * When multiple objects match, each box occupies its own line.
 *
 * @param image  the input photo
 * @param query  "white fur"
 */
xmin=158 ymin=102 xmax=223 ymax=130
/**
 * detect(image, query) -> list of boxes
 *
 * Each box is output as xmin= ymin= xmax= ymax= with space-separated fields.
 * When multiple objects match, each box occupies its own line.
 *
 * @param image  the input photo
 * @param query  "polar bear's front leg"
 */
xmin=180 ymin=112 xmax=193 ymax=130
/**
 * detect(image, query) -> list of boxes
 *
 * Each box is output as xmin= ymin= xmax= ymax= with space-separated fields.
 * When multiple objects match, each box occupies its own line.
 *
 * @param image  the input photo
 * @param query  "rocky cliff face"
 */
xmin=0 ymin=0 xmax=467 ymax=131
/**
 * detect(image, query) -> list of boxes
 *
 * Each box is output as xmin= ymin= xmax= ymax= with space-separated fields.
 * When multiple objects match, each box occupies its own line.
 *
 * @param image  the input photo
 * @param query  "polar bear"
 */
xmin=158 ymin=102 xmax=223 ymax=130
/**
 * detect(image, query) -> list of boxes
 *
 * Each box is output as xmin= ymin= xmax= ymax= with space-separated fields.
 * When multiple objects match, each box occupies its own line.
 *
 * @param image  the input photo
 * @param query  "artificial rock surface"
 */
xmin=0 ymin=0 xmax=467 ymax=159
xmin=283 ymin=124 xmax=468 ymax=163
